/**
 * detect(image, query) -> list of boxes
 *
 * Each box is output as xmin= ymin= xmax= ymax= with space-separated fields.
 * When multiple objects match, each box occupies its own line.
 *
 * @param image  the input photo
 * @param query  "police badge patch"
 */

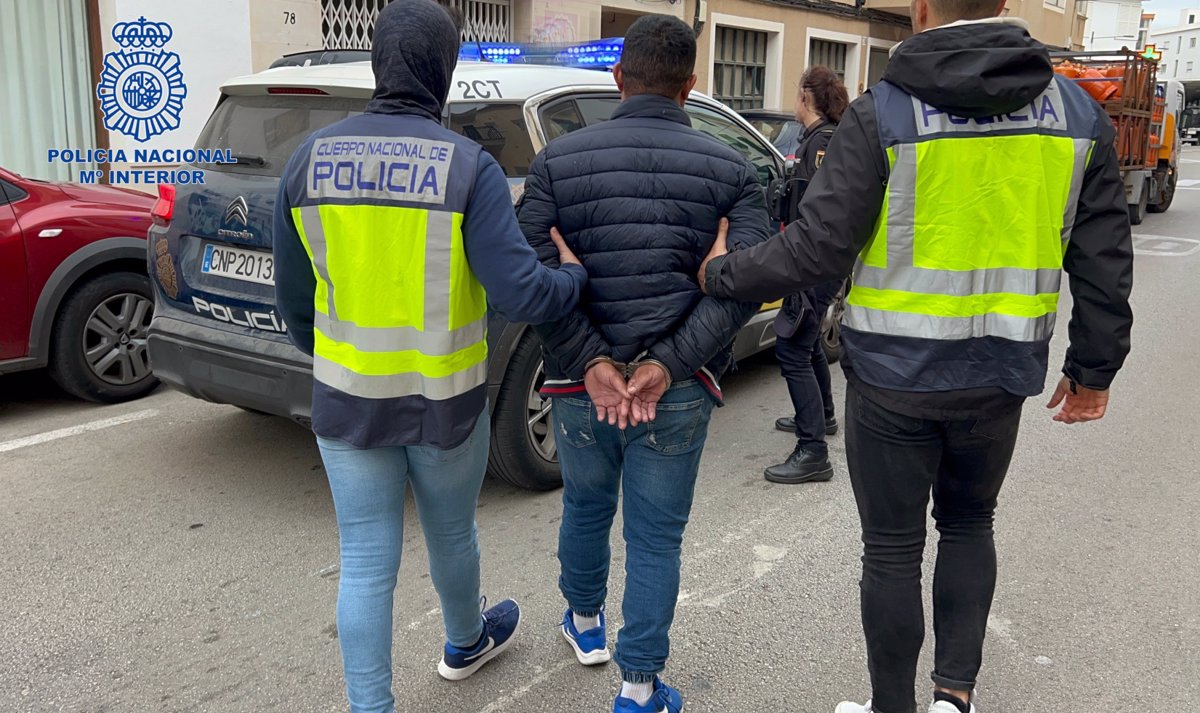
xmin=97 ymin=17 xmax=187 ymax=143
xmin=154 ymin=236 xmax=179 ymax=299
xmin=815 ymin=149 xmax=826 ymax=169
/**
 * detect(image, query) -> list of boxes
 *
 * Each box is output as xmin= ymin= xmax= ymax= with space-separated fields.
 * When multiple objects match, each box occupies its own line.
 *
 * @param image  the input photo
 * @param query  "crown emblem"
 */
xmin=112 ymin=17 xmax=173 ymax=49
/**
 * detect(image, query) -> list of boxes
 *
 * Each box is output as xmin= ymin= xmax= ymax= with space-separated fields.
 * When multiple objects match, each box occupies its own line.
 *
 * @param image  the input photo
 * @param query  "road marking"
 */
xmin=0 ymin=408 xmax=159 ymax=454
xmin=1178 ymin=178 xmax=1200 ymax=187
xmin=475 ymin=660 xmax=575 ymax=713
xmin=1132 ymin=234 xmax=1200 ymax=257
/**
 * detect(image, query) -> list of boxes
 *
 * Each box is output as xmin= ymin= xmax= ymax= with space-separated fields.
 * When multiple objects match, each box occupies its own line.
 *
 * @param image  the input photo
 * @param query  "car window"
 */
xmin=684 ymin=103 xmax=781 ymax=186
xmin=0 ymin=179 xmax=27 ymax=206
xmin=195 ymin=94 xmax=366 ymax=177
xmin=541 ymin=100 xmax=585 ymax=142
xmin=447 ymin=103 xmax=536 ymax=177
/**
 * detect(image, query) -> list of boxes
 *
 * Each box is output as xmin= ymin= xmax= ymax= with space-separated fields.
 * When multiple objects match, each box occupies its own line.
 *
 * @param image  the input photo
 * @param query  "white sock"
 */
xmin=572 ymin=612 xmax=600 ymax=631
xmin=620 ymin=681 xmax=654 ymax=705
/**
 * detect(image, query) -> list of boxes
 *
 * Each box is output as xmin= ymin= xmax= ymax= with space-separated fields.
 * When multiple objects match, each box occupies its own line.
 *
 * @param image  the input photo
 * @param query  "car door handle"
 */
xmin=38 ymin=228 xmax=63 ymax=238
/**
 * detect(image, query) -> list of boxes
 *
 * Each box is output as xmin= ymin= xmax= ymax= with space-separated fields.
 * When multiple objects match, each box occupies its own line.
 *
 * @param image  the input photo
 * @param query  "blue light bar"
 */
xmin=458 ymin=43 xmax=525 ymax=63
xmin=458 ymin=38 xmax=623 ymax=71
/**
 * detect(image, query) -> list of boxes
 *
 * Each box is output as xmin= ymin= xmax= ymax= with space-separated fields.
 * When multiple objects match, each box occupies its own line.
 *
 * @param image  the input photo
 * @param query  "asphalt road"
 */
xmin=3 ymin=148 xmax=1199 ymax=713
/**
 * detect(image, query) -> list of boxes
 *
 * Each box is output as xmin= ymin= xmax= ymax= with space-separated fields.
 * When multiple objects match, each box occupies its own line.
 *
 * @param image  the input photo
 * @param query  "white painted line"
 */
xmin=1178 ymin=178 xmax=1200 ymax=187
xmin=1132 ymin=234 xmax=1200 ymax=257
xmin=0 ymin=408 xmax=159 ymax=454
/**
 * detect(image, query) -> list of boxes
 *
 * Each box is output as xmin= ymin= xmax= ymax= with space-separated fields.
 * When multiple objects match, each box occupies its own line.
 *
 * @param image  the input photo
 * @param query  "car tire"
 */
xmin=1148 ymin=168 xmax=1176 ymax=214
xmin=49 ymin=272 xmax=159 ymax=403
xmin=820 ymin=281 xmax=847 ymax=364
xmin=487 ymin=331 xmax=563 ymax=491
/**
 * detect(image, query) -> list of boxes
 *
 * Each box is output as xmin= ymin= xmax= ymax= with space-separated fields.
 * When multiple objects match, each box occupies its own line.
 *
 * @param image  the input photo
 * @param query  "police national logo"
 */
xmin=97 ymin=17 xmax=187 ymax=142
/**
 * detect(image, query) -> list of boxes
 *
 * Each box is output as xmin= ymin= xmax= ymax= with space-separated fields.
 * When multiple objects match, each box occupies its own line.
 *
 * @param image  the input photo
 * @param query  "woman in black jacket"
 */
xmin=765 ymin=66 xmax=849 ymax=485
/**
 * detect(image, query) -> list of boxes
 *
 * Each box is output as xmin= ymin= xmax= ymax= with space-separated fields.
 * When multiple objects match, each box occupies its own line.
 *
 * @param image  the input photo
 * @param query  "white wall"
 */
xmin=1082 ymin=0 xmax=1143 ymax=50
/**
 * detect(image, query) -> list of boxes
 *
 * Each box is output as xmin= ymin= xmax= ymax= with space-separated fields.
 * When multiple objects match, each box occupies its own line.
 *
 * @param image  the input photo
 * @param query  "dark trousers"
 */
xmin=844 ymin=381 xmax=1022 ymax=713
xmin=775 ymin=310 xmax=833 ymax=450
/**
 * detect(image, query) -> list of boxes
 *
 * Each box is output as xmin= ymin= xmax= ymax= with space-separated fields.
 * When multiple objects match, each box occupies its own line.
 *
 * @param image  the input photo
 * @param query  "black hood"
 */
xmin=882 ymin=21 xmax=1053 ymax=119
xmin=364 ymin=0 xmax=460 ymax=120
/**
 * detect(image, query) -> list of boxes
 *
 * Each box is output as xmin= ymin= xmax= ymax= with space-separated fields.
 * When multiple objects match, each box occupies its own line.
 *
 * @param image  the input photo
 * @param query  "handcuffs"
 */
xmin=585 ymin=356 xmax=673 ymax=391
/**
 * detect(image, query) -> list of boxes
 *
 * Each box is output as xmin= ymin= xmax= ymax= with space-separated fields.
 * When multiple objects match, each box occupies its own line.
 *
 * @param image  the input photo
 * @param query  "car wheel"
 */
xmin=820 ymin=281 xmax=847 ymax=364
xmin=49 ymin=272 xmax=159 ymax=403
xmin=487 ymin=331 xmax=563 ymax=491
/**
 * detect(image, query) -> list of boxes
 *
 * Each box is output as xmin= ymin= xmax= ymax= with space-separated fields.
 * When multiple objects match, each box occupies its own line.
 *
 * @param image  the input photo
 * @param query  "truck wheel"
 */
xmin=820 ymin=281 xmax=847 ymax=364
xmin=1148 ymin=170 xmax=1176 ymax=214
xmin=487 ymin=331 xmax=563 ymax=491
xmin=49 ymin=272 xmax=159 ymax=403
xmin=1128 ymin=189 xmax=1148 ymax=226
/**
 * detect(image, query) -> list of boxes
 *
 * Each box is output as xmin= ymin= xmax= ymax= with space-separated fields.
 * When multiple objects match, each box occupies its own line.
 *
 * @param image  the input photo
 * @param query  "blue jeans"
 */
xmin=554 ymin=380 xmax=714 ymax=683
xmin=318 ymin=409 xmax=489 ymax=713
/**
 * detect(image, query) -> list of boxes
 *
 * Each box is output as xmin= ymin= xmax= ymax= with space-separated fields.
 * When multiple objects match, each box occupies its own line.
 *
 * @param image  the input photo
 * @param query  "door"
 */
xmin=0 ymin=178 xmax=29 ymax=359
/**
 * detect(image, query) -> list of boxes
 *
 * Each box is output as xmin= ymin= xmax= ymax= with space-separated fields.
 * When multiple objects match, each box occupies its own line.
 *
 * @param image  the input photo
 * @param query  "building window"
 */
xmin=1044 ymin=0 xmax=1066 ymax=11
xmin=1163 ymin=40 xmax=1171 ymax=50
xmin=321 ymin=0 xmax=510 ymax=49
xmin=867 ymin=46 xmax=891 ymax=87
xmin=1189 ymin=61 xmax=1195 ymax=72
xmin=713 ymin=26 xmax=769 ymax=110
xmin=810 ymin=39 xmax=850 ymax=80
xmin=1191 ymin=37 xmax=1197 ymax=48
xmin=1176 ymin=60 xmax=1180 ymax=75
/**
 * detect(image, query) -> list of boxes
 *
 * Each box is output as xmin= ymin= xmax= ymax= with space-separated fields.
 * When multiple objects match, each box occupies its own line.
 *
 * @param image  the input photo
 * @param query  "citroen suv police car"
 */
xmin=147 ymin=57 xmax=793 ymax=491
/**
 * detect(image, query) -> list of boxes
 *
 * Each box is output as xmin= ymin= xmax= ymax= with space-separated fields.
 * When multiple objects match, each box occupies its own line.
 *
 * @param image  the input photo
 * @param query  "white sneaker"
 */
xmin=929 ymin=701 xmax=976 ymax=713
xmin=834 ymin=701 xmax=872 ymax=713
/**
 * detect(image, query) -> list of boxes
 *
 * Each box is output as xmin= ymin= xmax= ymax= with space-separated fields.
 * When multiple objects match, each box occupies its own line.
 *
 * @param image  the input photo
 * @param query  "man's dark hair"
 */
xmin=620 ymin=14 xmax=697 ymax=97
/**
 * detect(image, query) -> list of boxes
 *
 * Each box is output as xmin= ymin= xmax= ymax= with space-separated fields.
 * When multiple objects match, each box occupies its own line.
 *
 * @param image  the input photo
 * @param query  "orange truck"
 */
xmin=1052 ymin=49 xmax=1183 ymax=225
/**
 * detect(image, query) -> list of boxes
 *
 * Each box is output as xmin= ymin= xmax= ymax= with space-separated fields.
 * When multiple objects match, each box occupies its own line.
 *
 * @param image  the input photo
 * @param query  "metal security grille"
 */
xmin=713 ymin=26 xmax=768 ymax=110
xmin=810 ymin=39 xmax=848 ymax=80
xmin=321 ymin=0 xmax=510 ymax=49
xmin=453 ymin=0 xmax=511 ymax=43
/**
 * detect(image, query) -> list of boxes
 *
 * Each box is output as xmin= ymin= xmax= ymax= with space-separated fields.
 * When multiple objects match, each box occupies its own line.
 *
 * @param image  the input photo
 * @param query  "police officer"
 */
xmin=272 ymin=1 xmax=586 ymax=711
xmin=765 ymin=66 xmax=850 ymax=485
xmin=700 ymin=0 xmax=1133 ymax=709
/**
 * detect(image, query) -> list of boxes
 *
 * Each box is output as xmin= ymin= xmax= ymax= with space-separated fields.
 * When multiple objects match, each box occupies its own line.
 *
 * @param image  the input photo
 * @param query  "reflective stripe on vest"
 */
xmin=292 ymin=203 xmax=487 ymax=401
xmin=844 ymin=83 xmax=1094 ymax=343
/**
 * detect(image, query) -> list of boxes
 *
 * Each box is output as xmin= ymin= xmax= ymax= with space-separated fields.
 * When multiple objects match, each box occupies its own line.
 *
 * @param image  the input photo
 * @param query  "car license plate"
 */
xmin=201 ymin=244 xmax=274 ymax=285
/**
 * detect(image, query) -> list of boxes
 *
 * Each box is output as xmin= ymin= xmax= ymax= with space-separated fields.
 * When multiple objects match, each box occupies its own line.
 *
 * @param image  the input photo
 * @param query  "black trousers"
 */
xmin=844 ymin=381 xmax=1021 ymax=713
xmin=775 ymin=309 xmax=833 ymax=450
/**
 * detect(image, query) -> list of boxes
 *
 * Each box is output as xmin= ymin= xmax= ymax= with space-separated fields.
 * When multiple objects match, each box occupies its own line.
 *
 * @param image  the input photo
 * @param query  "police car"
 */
xmin=147 ymin=55 xmax=793 ymax=491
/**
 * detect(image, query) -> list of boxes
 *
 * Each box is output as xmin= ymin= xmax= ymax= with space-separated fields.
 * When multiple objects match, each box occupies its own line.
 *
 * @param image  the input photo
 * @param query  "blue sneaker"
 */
xmin=437 ymin=598 xmax=521 ymax=681
xmin=561 ymin=608 xmax=611 ymax=665
xmin=613 ymin=678 xmax=683 ymax=713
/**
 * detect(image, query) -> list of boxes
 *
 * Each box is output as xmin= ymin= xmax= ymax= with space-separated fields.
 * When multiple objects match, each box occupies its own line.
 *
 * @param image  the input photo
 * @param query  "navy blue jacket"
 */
xmin=518 ymin=94 xmax=771 ymax=401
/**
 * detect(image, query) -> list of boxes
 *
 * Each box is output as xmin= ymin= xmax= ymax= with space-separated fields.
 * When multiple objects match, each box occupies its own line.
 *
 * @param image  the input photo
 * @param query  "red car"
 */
xmin=0 ymin=166 xmax=158 ymax=402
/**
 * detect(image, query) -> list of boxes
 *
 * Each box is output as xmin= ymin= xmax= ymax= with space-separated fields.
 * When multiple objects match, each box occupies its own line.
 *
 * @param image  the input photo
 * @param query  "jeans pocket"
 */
xmin=647 ymin=398 xmax=709 ymax=455
xmin=968 ymin=410 xmax=1021 ymax=441
xmin=554 ymin=398 xmax=597 ymax=449
xmin=854 ymin=392 xmax=926 ymax=436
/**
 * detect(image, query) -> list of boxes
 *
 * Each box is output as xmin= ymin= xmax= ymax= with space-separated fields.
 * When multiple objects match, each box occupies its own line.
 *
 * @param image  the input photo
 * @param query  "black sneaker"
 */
xmin=764 ymin=444 xmax=834 ymax=484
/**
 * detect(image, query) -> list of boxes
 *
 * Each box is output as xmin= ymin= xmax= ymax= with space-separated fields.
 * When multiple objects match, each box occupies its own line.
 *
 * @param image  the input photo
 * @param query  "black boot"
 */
xmin=774 ymin=416 xmax=797 ymax=433
xmin=825 ymin=416 xmax=839 ymax=436
xmin=764 ymin=443 xmax=834 ymax=484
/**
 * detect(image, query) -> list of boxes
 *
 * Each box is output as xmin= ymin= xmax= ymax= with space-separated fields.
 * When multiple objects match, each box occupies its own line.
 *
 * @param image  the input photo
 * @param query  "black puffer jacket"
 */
xmin=518 ymin=94 xmax=770 ymax=401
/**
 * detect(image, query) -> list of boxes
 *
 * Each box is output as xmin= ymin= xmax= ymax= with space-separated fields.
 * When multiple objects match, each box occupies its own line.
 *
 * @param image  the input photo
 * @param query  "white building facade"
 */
xmin=1153 ymin=9 xmax=1200 ymax=86
xmin=1080 ymin=0 xmax=1143 ymax=50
